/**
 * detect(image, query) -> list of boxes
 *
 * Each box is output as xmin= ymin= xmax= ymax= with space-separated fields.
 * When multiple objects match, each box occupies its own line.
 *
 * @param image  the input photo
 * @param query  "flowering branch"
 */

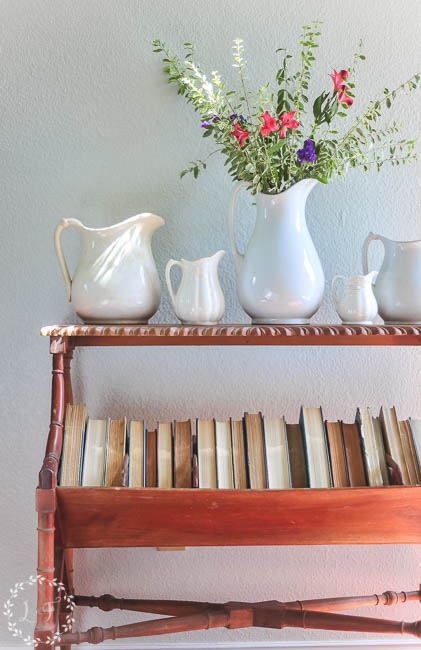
xmin=152 ymin=28 xmax=420 ymax=195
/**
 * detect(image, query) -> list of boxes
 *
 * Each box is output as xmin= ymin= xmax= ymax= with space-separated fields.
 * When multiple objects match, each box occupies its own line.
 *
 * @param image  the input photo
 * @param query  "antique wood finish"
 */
xmin=57 ymin=601 xmax=421 ymax=645
xmin=63 ymin=345 xmax=74 ymax=408
xmin=36 ymin=326 xmax=421 ymax=645
xmin=41 ymin=324 xmax=421 ymax=347
xmin=39 ymin=352 xmax=65 ymax=489
xmin=55 ymin=485 xmax=421 ymax=548
xmin=35 ymin=489 xmax=57 ymax=650
xmin=74 ymin=588 xmax=421 ymax=616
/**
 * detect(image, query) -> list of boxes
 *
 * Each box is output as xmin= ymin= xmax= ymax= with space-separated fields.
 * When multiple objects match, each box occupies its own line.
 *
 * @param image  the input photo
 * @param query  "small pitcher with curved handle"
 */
xmin=363 ymin=232 xmax=421 ymax=323
xmin=54 ymin=213 xmax=165 ymax=323
xmin=332 ymin=272 xmax=378 ymax=324
xmin=165 ymin=251 xmax=225 ymax=325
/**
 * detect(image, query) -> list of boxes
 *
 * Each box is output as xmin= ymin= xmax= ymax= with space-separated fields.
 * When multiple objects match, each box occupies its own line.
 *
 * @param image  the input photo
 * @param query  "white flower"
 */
xmin=202 ymin=81 xmax=214 ymax=97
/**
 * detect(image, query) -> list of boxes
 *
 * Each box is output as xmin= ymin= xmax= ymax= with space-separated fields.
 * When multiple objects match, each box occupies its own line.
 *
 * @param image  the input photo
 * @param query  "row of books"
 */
xmin=59 ymin=404 xmax=421 ymax=489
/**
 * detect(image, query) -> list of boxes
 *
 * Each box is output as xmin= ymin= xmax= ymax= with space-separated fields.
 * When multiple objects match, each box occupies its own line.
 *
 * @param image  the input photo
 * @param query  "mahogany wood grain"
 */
xmin=55 ymin=486 xmax=421 ymax=547
xmin=41 ymin=324 xmax=421 ymax=347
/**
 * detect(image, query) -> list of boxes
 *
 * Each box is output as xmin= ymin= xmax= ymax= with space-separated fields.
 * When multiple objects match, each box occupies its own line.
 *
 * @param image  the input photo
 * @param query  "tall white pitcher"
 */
xmin=54 ymin=213 xmax=165 ymax=323
xmin=363 ymin=232 xmax=421 ymax=324
xmin=228 ymin=179 xmax=324 ymax=324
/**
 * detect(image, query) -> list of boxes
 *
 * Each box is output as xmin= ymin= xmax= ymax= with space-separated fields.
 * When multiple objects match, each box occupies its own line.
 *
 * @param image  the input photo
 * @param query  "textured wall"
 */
xmin=1 ymin=0 xmax=421 ymax=644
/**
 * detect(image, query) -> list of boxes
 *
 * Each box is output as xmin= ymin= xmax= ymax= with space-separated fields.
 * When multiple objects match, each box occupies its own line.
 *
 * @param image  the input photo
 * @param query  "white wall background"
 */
xmin=1 ymin=0 xmax=421 ymax=645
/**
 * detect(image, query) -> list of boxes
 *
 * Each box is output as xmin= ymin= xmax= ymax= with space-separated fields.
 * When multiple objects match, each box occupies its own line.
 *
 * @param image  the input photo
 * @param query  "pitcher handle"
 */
xmin=331 ymin=275 xmax=345 ymax=310
xmin=165 ymin=259 xmax=183 ymax=307
xmin=362 ymin=232 xmax=382 ymax=275
xmin=54 ymin=218 xmax=83 ymax=302
xmin=228 ymin=181 xmax=252 ymax=271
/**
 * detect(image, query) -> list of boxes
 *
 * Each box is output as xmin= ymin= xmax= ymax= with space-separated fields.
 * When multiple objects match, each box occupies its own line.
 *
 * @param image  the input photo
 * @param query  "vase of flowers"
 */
xmin=153 ymin=23 xmax=420 ymax=323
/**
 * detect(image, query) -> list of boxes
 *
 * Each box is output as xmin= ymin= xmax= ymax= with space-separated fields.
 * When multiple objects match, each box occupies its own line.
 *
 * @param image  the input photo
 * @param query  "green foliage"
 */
xmin=152 ymin=29 xmax=420 ymax=195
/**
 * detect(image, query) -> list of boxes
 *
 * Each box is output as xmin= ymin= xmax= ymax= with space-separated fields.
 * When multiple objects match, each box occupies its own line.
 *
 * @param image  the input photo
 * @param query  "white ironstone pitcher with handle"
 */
xmin=228 ymin=178 xmax=324 ymax=324
xmin=165 ymin=251 xmax=225 ymax=325
xmin=332 ymin=271 xmax=378 ymax=324
xmin=54 ymin=213 xmax=165 ymax=324
xmin=362 ymin=232 xmax=421 ymax=324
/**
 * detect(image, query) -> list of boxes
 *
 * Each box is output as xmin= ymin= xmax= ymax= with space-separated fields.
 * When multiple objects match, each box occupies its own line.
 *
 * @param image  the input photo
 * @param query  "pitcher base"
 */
xmin=83 ymin=318 xmax=150 ymax=325
xmin=252 ymin=317 xmax=310 ymax=325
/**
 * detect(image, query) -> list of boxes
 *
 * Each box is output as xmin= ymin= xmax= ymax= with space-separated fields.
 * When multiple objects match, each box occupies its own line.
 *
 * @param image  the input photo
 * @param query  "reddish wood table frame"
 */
xmin=36 ymin=324 xmax=421 ymax=648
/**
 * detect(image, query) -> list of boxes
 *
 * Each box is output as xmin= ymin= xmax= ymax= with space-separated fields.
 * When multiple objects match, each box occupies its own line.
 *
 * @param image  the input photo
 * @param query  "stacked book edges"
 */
xmin=59 ymin=405 xmax=421 ymax=489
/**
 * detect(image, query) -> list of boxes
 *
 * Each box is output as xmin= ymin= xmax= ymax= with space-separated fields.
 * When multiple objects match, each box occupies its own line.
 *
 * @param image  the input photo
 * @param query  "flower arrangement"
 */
xmin=153 ymin=22 xmax=420 ymax=195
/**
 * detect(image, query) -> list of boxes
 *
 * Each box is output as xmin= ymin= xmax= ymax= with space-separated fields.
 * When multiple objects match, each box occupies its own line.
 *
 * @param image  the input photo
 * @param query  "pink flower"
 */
xmin=231 ymin=123 xmax=251 ymax=147
xmin=259 ymin=111 xmax=279 ymax=136
xmin=279 ymin=111 xmax=300 ymax=138
xmin=338 ymin=86 xmax=353 ymax=106
xmin=329 ymin=69 xmax=349 ymax=93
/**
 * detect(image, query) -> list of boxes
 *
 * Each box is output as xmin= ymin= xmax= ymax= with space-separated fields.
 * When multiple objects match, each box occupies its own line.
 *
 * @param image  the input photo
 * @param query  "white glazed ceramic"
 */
xmin=228 ymin=179 xmax=324 ymax=324
xmin=54 ymin=213 xmax=165 ymax=324
xmin=332 ymin=271 xmax=378 ymax=325
xmin=363 ymin=232 xmax=421 ymax=324
xmin=165 ymin=251 xmax=225 ymax=325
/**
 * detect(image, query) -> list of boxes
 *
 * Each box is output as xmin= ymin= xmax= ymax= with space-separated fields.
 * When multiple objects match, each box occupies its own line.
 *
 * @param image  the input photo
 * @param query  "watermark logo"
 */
xmin=3 ymin=575 xmax=75 ymax=646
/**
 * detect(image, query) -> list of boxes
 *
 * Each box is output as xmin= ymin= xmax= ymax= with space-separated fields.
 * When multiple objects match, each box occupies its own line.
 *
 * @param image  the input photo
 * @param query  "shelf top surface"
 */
xmin=40 ymin=323 xmax=421 ymax=346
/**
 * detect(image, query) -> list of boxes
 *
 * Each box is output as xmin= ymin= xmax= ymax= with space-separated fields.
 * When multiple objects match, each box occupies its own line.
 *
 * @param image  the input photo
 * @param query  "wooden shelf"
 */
xmin=35 ymin=325 xmax=421 ymax=645
xmin=41 ymin=323 xmax=421 ymax=347
xmin=54 ymin=485 xmax=421 ymax=548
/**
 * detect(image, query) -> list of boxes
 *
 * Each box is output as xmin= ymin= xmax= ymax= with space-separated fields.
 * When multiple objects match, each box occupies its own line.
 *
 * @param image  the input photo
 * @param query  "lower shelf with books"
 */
xmin=54 ymin=484 xmax=421 ymax=548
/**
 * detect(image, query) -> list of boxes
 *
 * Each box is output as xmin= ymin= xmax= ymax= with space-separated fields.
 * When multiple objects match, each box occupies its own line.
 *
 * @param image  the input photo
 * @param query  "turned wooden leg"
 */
xmin=73 ymin=594 xmax=225 ymax=616
xmin=35 ymin=489 xmax=57 ymax=650
xmin=63 ymin=346 xmax=74 ymax=407
xmin=36 ymin=346 xmax=66 ymax=649
xmin=73 ymin=587 xmax=421 ymax=617
xmin=57 ymin=599 xmax=421 ymax=645
xmin=254 ymin=603 xmax=421 ymax=637
xmin=284 ymin=588 xmax=421 ymax=612
xmin=57 ymin=550 xmax=74 ymax=650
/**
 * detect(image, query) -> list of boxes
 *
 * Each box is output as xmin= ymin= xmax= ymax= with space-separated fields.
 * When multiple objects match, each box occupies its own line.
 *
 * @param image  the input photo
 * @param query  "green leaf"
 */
xmin=267 ymin=139 xmax=285 ymax=155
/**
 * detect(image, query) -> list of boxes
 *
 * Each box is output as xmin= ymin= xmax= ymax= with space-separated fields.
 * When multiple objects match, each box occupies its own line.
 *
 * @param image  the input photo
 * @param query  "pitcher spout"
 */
xmin=209 ymin=249 xmax=225 ymax=266
xmin=288 ymin=178 xmax=319 ymax=202
xmin=132 ymin=213 xmax=165 ymax=234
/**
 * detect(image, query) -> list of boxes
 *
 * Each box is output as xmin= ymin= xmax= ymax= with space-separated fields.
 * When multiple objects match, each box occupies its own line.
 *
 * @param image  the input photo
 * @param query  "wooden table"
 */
xmin=35 ymin=324 xmax=421 ymax=648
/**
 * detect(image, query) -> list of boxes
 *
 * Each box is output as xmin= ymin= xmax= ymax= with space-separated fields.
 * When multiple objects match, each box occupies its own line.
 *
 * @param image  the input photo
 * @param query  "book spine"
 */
xmin=195 ymin=418 xmax=200 ymax=487
xmin=320 ymin=407 xmax=333 ymax=488
xmin=338 ymin=421 xmax=348 ymax=486
xmin=171 ymin=421 xmax=175 ymax=488
xmin=409 ymin=418 xmax=421 ymax=478
xmin=229 ymin=418 xmax=236 ymax=489
xmin=299 ymin=407 xmax=311 ymax=486
xmin=282 ymin=418 xmax=293 ymax=489
xmin=260 ymin=412 xmax=269 ymax=489
xmin=102 ymin=418 xmax=110 ymax=487
xmin=243 ymin=414 xmax=251 ymax=489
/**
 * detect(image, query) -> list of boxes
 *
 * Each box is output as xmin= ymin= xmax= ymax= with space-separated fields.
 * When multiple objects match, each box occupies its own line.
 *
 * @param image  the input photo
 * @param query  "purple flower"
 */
xmin=230 ymin=113 xmax=246 ymax=122
xmin=201 ymin=121 xmax=211 ymax=128
xmin=212 ymin=115 xmax=221 ymax=123
xmin=239 ymin=115 xmax=246 ymax=122
xmin=297 ymin=139 xmax=317 ymax=164
xmin=230 ymin=113 xmax=238 ymax=120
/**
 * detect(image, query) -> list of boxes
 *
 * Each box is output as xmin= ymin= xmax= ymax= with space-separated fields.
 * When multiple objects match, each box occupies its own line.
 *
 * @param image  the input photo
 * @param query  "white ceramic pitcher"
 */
xmin=332 ymin=272 xmax=378 ymax=324
xmin=54 ymin=213 xmax=165 ymax=323
xmin=228 ymin=179 xmax=324 ymax=324
xmin=363 ymin=232 xmax=421 ymax=323
xmin=165 ymin=251 xmax=225 ymax=325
